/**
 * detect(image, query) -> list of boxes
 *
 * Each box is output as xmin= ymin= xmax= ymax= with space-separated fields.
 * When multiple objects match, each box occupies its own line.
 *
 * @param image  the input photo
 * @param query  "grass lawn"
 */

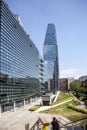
xmin=52 ymin=92 xmax=73 ymax=105
xmin=42 ymin=101 xmax=85 ymax=121
xmin=52 ymin=97 xmax=73 ymax=105
xmin=41 ymin=92 xmax=86 ymax=122
xmin=58 ymin=92 xmax=73 ymax=100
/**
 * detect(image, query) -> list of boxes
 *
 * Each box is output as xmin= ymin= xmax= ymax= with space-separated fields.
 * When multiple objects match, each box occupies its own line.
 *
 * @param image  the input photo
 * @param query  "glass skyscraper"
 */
xmin=0 ymin=0 xmax=40 ymax=105
xmin=43 ymin=23 xmax=59 ymax=92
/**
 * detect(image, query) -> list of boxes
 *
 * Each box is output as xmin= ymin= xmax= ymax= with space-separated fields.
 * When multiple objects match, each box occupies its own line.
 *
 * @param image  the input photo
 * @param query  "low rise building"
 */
xmin=79 ymin=75 xmax=87 ymax=88
xmin=59 ymin=78 xmax=68 ymax=91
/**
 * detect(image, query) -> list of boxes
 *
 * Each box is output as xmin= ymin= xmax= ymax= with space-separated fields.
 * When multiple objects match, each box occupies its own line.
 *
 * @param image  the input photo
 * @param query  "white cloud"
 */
xmin=60 ymin=69 xmax=78 ymax=79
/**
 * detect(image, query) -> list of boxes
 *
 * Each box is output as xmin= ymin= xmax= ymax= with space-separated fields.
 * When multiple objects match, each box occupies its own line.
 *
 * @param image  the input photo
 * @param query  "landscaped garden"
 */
xmin=28 ymin=89 xmax=87 ymax=128
xmin=41 ymin=92 xmax=87 ymax=128
xmin=42 ymin=100 xmax=86 ymax=121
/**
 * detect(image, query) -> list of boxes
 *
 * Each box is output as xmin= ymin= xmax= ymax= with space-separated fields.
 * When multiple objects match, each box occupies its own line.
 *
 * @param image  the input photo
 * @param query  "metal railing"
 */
xmin=25 ymin=116 xmax=87 ymax=130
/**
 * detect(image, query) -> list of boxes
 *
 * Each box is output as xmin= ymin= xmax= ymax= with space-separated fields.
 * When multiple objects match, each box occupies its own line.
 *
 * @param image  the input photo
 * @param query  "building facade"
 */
xmin=39 ymin=56 xmax=44 ymax=91
xmin=43 ymin=23 xmax=59 ymax=93
xmin=79 ymin=75 xmax=87 ymax=83
xmin=68 ymin=77 xmax=74 ymax=89
xmin=79 ymin=75 xmax=87 ymax=88
xmin=59 ymin=78 xmax=68 ymax=91
xmin=0 ymin=0 xmax=40 ymax=105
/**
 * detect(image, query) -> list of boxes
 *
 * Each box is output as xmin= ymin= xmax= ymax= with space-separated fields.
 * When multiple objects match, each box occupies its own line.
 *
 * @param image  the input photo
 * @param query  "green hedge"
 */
xmin=29 ymin=105 xmax=40 ymax=111
xmin=67 ymin=104 xmax=87 ymax=114
xmin=72 ymin=98 xmax=81 ymax=106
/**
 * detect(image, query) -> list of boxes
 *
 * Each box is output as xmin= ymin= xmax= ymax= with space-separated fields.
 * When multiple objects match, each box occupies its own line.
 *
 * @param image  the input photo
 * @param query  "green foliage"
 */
xmin=80 ymin=96 xmax=87 ymax=101
xmin=58 ymin=92 xmax=73 ymax=100
xmin=41 ymin=100 xmax=85 ymax=122
xmin=70 ymin=80 xmax=87 ymax=95
xmin=72 ymin=98 xmax=81 ymax=105
xmin=52 ymin=92 xmax=73 ymax=105
xmin=67 ymin=104 xmax=87 ymax=114
xmin=70 ymin=80 xmax=80 ymax=91
xmin=29 ymin=105 xmax=40 ymax=111
xmin=70 ymin=80 xmax=87 ymax=98
xmin=84 ymin=88 xmax=87 ymax=94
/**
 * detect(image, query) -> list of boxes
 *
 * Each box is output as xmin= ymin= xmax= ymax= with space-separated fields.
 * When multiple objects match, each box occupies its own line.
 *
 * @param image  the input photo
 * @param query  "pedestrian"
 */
xmin=51 ymin=117 xmax=60 ymax=130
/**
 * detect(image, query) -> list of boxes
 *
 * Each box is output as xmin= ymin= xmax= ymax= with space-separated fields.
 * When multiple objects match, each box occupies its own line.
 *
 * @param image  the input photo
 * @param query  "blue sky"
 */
xmin=5 ymin=0 xmax=87 ymax=79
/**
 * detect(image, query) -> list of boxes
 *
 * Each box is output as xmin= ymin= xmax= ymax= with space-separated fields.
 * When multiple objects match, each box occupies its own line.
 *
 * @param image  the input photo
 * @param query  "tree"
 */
xmin=70 ymin=80 xmax=80 ymax=91
xmin=70 ymin=80 xmax=80 ymax=98
xmin=70 ymin=80 xmax=87 ymax=98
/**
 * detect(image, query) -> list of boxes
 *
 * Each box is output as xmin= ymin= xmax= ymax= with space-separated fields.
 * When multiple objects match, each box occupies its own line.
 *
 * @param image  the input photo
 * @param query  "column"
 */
xmin=13 ymin=101 xmax=16 ymax=112
xmin=23 ymin=99 xmax=25 ymax=108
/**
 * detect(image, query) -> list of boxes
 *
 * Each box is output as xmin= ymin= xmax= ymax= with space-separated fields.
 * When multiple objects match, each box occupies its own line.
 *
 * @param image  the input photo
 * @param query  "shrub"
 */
xmin=73 ymin=98 xmax=81 ymax=106
xmin=67 ymin=104 xmax=87 ymax=114
xmin=81 ymin=97 xmax=87 ymax=101
xmin=29 ymin=105 xmax=40 ymax=111
xmin=58 ymin=92 xmax=73 ymax=100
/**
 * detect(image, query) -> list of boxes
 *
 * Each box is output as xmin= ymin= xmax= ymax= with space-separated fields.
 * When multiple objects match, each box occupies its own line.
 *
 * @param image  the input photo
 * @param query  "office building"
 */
xmin=0 ymin=0 xmax=40 ymax=107
xmin=43 ymin=61 xmax=51 ymax=91
xmin=39 ymin=56 xmax=44 ymax=90
xmin=43 ymin=23 xmax=59 ymax=93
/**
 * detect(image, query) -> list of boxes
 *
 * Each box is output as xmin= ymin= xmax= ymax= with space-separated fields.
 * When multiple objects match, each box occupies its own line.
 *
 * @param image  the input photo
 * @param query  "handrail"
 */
xmin=25 ymin=117 xmax=50 ymax=130
xmin=64 ymin=116 xmax=87 ymax=126
xmin=57 ymin=116 xmax=87 ymax=130
xmin=25 ymin=116 xmax=87 ymax=130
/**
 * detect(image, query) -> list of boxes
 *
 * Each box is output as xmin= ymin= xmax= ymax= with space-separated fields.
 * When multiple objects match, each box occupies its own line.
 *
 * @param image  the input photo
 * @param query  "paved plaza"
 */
xmin=0 ymin=100 xmax=71 ymax=130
